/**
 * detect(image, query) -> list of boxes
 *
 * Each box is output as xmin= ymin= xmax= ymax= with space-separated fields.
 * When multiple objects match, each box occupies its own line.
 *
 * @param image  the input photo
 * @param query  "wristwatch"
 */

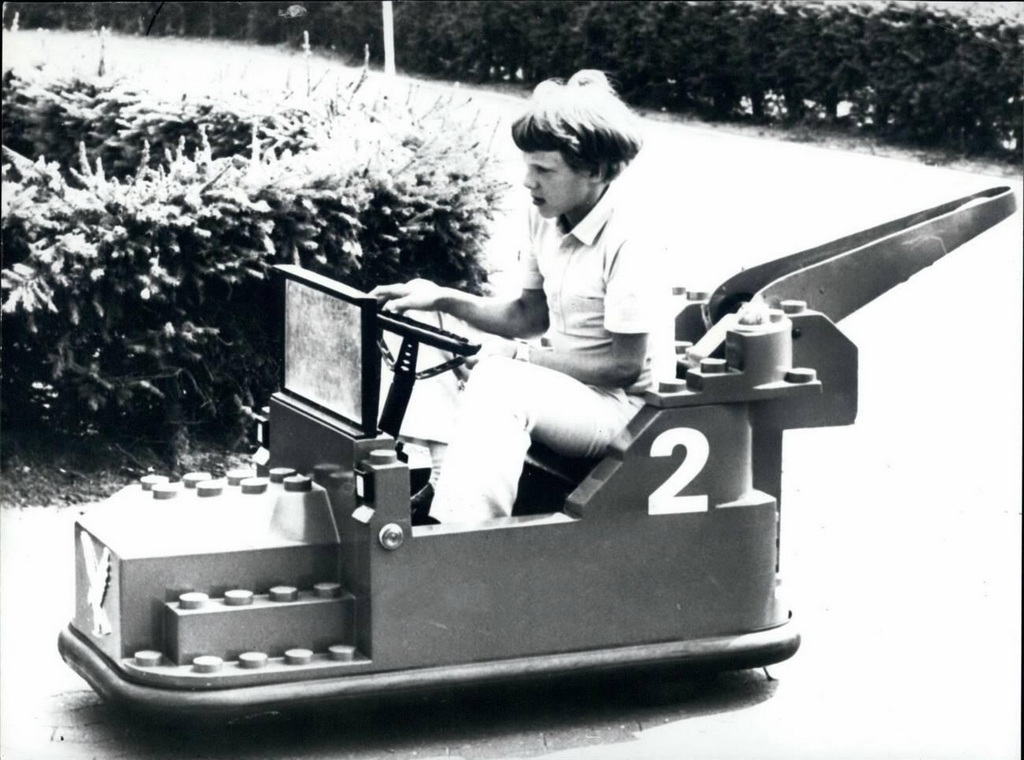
xmin=513 ymin=341 xmax=530 ymax=362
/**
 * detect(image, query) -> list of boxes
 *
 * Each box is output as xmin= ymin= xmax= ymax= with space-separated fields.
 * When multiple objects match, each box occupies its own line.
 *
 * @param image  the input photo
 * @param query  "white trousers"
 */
xmin=430 ymin=356 xmax=642 ymax=523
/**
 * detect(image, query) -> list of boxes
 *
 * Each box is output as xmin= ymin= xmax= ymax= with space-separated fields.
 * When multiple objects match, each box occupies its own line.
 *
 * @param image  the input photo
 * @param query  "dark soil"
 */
xmin=0 ymin=430 xmax=252 ymax=509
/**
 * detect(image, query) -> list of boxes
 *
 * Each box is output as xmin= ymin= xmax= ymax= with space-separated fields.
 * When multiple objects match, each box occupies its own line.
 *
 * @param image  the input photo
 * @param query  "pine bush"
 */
xmin=1 ymin=68 xmax=506 ymax=454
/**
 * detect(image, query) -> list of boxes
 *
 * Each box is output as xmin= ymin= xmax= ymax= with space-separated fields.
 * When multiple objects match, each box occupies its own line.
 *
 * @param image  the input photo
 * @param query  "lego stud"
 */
xmin=284 ymin=648 xmax=313 ymax=665
xmin=140 ymin=474 xmax=169 ymax=491
xmin=182 ymin=472 xmax=212 ymax=489
xmin=769 ymin=308 xmax=786 ymax=323
xmin=328 ymin=644 xmax=356 ymax=662
xmin=780 ymin=299 xmax=807 ymax=314
xmin=785 ymin=368 xmax=817 ymax=384
xmin=134 ymin=650 xmax=162 ymax=667
xmin=658 ymin=379 xmax=687 ymax=393
xmin=379 ymin=523 xmax=405 ymax=551
xmin=671 ymin=286 xmax=687 ymax=296
xmin=238 ymin=651 xmax=268 ymax=669
xmin=269 ymin=467 xmax=296 ymax=484
xmin=179 ymin=592 xmax=209 ymax=610
xmin=192 ymin=655 xmax=223 ymax=674
xmin=152 ymin=482 xmax=180 ymax=500
xmin=686 ymin=290 xmax=709 ymax=301
xmin=227 ymin=468 xmax=256 ymax=486
xmin=269 ymin=586 xmax=298 ymax=602
xmin=197 ymin=480 xmax=224 ymax=498
xmin=700 ymin=358 xmax=728 ymax=374
xmin=369 ymin=449 xmax=398 ymax=466
xmin=240 ymin=477 xmax=269 ymax=495
xmin=223 ymin=589 xmax=254 ymax=606
xmin=284 ymin=474 xmax=313 ymax=493
xmin=314 ymin=582 xmax=341 ymax=599
xmin=674 ymin=340 xmax=694 ymax=356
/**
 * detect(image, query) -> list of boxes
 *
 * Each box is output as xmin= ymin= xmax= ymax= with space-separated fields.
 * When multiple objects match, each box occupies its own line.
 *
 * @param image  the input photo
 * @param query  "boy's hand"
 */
xmin=370 ymin=279 xmax=444 ymax=313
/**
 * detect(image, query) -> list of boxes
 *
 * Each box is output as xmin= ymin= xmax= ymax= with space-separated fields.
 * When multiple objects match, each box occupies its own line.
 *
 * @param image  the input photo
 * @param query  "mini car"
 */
xmin=57 ymin=186 xmax=1016 ymax=719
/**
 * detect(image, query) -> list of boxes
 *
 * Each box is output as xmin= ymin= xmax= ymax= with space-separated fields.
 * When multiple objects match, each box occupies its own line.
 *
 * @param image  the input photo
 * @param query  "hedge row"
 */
xmin=6 ymin=1 xmax=1022 ymax=160
xmin=394 ymin=0 xmax=1023 ymax=158
xmin=1 ymin=70 xmax=506 ymax=456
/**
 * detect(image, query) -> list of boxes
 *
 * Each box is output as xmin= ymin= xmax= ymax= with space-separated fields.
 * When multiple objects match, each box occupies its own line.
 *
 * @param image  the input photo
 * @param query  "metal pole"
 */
xmin=382 ymin=1 xmax=396 ymax=77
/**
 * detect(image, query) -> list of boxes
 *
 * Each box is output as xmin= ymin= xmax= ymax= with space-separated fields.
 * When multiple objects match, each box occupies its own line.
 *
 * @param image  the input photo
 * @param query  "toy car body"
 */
xmin=58 ymin=186 xmax=1016 ymax=718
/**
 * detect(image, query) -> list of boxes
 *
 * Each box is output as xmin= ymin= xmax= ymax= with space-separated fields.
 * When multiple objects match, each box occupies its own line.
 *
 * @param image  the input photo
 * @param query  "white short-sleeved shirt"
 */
xmin=520 ymin=181 xmax=666 ymax=396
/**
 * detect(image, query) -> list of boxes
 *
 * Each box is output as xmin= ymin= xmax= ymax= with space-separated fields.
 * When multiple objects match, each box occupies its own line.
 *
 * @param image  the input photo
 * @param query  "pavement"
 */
xmin=2 ymin=33 xmax=1022 ymax=760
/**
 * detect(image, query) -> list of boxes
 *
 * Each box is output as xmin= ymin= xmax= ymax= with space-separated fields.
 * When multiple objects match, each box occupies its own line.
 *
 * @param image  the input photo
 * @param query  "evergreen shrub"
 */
xmin=1 ymin=69 xmax=506 ymax=456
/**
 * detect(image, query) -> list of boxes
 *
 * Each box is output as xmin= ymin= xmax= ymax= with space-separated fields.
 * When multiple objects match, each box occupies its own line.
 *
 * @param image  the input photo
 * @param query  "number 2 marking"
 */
xmin=648 ymin=428 xmax=710 ymax=515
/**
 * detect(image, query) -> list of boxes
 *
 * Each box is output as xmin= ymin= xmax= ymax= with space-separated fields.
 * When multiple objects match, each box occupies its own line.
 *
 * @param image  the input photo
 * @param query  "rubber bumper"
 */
xmin=58 ymin=621 xmax=800 ymax=720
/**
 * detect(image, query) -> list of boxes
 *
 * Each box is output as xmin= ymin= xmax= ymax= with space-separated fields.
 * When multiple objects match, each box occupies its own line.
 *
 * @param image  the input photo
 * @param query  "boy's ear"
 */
xmin=590 ymin=162 xmax=611 ymax=181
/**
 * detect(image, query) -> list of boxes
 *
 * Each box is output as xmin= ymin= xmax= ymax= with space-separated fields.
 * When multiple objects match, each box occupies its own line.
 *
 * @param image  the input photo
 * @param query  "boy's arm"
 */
xmin=370 ymin=280 xmax=549 ymax=339
xmin=511 ymin=331 xmax=648 ymax=388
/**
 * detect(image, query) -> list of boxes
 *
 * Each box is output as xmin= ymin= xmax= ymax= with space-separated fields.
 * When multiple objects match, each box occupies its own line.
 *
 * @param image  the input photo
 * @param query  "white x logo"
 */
xmin=79 ymin=530 xmax=112 ymax=637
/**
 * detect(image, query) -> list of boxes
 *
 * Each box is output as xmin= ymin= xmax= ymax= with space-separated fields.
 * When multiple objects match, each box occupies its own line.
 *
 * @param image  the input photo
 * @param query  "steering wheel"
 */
xmin=375 ymin=310 xmax=480 ymax=439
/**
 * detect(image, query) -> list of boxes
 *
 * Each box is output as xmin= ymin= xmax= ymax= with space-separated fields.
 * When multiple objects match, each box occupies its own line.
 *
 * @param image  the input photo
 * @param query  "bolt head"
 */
xmin=379 ymin=523 xmax=405 ymax=550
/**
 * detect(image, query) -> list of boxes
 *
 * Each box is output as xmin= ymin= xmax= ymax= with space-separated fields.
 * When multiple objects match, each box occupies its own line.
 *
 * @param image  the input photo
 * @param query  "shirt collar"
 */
xmin=559 ymin=182 xmax=617 ymax=245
